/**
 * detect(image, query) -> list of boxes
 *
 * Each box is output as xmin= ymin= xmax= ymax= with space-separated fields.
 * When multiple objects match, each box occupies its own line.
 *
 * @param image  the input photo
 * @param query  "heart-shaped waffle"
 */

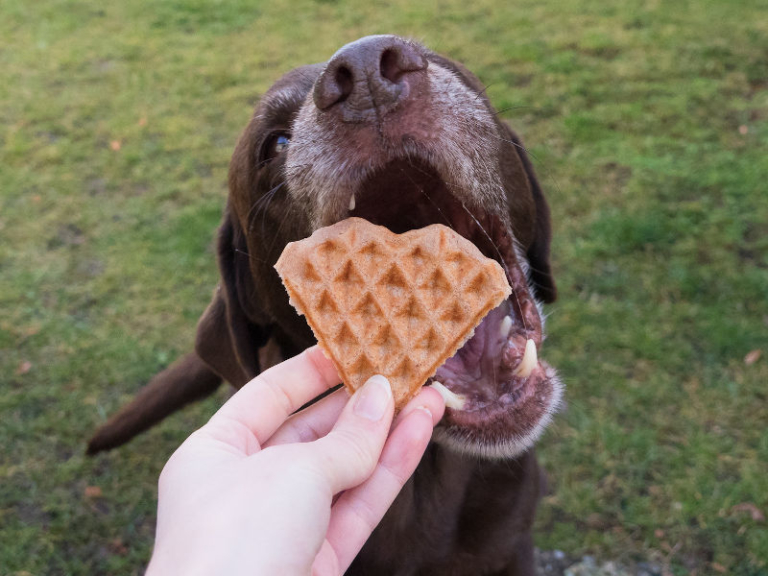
xmin=275 ymin=217 xmax=511 ymax=408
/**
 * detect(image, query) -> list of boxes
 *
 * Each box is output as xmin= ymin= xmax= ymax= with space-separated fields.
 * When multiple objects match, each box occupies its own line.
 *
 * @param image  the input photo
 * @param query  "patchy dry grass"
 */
xmin=1 ymin=0 xmax=766 ymax=574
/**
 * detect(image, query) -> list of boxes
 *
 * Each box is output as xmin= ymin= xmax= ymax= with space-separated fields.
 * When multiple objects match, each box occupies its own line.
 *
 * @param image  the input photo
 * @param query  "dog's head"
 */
xmin=197 ymin=35 xmax=562 ymax=459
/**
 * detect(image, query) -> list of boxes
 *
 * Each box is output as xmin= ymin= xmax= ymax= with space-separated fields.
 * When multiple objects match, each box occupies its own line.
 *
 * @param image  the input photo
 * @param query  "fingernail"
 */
xmin=354 ymin=375 xmax=392 ymax=421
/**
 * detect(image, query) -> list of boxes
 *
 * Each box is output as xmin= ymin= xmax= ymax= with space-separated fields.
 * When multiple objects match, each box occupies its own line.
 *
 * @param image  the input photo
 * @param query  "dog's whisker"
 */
xmin=418 ymin=187 xmax=453 ymax=227
xmin=400 ymin=155 xmax=466 ymax=195
xmin=524 ymin=261 xmax=553 ymax=277
xmin=254 ymin=158 xmax=271 ymax=171
xmin=235 ymin=246 xmax=266 ymax=265
xmin=400 ymin=161 xmax=453 ymax=227
xmin=259 ymin=183 xmax=284 ymax=237
xmin=265 ymin=203 xmax=293 ymax=257
xmin=248 ymin=192 xmax=275 ymax=228
xmin=482 ymin=131 xmax=543 ymax=163
xmin=246 ymin=182 xmax=285 ymax=231
xmin=474 ymin=82 xmax=494 ymax=101
xmin=480 ymin=128 xmax=567 ymax=201
xmin=491 ymin=105 xmax=535 ymax=117
xmin=455 ymin=200 xmax=530 ymax=334
xmin=453 ymin=113 xmax=538 ymax=161
xmin=246 ymin=195 xmax=269 ymax=226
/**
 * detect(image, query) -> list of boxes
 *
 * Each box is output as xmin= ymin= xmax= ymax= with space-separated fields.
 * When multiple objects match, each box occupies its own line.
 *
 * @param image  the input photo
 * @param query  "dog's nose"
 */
xmin=314 ymin=35 xmax=428 ymax=122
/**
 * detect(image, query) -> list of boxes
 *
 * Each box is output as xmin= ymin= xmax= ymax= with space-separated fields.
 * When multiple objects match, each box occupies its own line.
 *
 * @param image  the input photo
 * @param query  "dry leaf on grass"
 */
xmin=109 ymin=538 xmax=128 ymax=555
xmin=84 ymin=486 xmax=103 ymax=499
xmin=731 ymin=502 xmax=765 ymax=522
xmin=744 ymin=349 xmax=761 ymax=365
xmin=15 ymin=360 xmax=32 ymax=375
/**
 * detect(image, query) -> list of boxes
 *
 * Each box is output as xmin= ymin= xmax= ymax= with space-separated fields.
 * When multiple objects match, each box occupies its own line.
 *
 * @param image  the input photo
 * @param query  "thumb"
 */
xmin=307 ymin=375 xmax=394 ymax=494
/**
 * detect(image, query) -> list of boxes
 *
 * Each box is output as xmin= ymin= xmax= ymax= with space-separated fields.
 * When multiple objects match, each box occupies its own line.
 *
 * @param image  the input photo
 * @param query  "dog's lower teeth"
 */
xmin=500 ymin=315 xmax=513 ymax=338
xmin=513 ymin=339 xmax=537 ymax=378
xmin=349 ymin=195 xmax=356 ymax=211
xmin=430 ymin=381 xmax=467 ymax=410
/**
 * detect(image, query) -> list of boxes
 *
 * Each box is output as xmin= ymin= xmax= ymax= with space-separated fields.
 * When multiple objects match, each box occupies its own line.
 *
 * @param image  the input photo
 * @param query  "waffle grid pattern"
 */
xmin=276 ymin=218 xmax=511 ymax=406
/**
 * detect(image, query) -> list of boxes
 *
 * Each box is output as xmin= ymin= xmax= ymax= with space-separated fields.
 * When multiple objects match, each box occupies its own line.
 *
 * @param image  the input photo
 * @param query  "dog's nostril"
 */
xmin=334 ymin=65 xmax=354 ymax=102
xmin=315 ymin=37 xmax=429 ymax=115
xmin=379 ymin=49 xmax=401 ymax=83
xmin=314 ymin=62 xmax=355 ymax=110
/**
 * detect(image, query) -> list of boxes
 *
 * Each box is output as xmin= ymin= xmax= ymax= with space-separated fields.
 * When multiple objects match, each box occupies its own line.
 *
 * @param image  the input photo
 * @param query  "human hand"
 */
xmin=146 ymin=346 xmax=445 ymax=575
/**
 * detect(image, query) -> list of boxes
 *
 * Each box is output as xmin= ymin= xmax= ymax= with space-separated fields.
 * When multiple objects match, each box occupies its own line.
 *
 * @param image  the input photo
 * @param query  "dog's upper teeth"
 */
xmin=349 ymin=194 xmax=356 ymax=211
xmin=500 ymin=315 xmax=513 ymax=338
xmin=429 ymin=381 xmax=466 ymax=410
xmin=513 ymin=339 xmax=537 ymax=378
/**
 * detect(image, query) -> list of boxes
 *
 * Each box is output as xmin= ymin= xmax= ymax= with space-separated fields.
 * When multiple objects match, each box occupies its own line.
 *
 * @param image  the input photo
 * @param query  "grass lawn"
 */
xmin=2 ymin=0 xmax=767 ymax=574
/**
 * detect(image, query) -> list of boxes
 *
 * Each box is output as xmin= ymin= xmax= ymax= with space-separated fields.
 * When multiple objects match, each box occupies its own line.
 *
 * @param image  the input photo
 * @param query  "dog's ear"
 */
xmin=194 ymin=207 xmax=270 ymax=388
xmin=505 ymin=127 xmax=557 ymax=304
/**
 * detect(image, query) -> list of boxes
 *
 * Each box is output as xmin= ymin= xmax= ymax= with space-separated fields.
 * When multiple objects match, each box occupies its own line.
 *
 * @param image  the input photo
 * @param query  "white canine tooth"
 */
xmin=513 ymin=339 xmax=538 ymax=378
xmin=429 ymin=381 xmax=466 ymax=410
xmin=500 ymin=315 xmax=513 ymax=338
xmin=349 ymin=194 xmax=356 ymax=211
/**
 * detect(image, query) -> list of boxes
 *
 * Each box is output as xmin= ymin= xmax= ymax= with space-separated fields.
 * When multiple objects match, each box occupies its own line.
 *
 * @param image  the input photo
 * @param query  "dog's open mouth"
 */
xmin=344 ymin=158 xmax=558 ymax=441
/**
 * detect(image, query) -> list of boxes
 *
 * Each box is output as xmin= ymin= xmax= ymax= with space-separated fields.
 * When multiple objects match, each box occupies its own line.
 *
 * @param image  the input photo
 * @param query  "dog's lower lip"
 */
xmin=431 ymin=329 xmax=540 ymax=416
xmin=441 ymin=367 xmax=540 ymax=417
xmin=460 ymin=338 xmax=539 ymax=411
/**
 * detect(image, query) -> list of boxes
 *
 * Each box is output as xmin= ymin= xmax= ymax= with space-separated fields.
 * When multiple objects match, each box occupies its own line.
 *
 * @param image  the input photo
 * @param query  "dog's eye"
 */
xmin=262 ymin=132 xmax=291 ymax=164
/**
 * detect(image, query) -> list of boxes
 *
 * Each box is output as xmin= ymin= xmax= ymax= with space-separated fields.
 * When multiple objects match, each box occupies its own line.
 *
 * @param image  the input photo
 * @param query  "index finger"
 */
xmin=208 ymin=345 xmax=340 ymax=445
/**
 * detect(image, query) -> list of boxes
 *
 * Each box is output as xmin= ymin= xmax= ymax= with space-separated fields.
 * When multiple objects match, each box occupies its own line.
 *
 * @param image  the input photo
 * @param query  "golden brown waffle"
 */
xmin=275 ymin=217 xmax=511 ymax=408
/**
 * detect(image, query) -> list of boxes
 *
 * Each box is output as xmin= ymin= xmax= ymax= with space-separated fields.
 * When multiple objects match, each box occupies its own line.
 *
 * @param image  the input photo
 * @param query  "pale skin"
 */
xmin=146 ymin=346 xmax=446 ymax=576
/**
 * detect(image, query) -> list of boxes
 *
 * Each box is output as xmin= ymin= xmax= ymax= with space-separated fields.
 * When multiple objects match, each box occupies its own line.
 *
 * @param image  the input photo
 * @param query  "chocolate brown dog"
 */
xmin=89 ymin=35 xmax=563 ymax=575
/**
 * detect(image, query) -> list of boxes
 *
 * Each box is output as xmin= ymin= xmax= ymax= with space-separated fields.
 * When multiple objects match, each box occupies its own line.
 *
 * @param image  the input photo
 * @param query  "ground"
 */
xmin=1 ymin=0 xmax=767 ymax=574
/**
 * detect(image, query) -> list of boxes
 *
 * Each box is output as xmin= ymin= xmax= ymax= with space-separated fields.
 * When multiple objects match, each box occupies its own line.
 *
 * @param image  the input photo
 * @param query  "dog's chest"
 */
xmin=347 ymin=447 xmax=540 ymax=575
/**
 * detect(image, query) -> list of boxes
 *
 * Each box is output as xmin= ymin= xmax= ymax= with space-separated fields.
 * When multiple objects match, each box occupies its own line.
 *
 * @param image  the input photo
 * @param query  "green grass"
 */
xmin=2 ymin=0 xmax=767 ymax=574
